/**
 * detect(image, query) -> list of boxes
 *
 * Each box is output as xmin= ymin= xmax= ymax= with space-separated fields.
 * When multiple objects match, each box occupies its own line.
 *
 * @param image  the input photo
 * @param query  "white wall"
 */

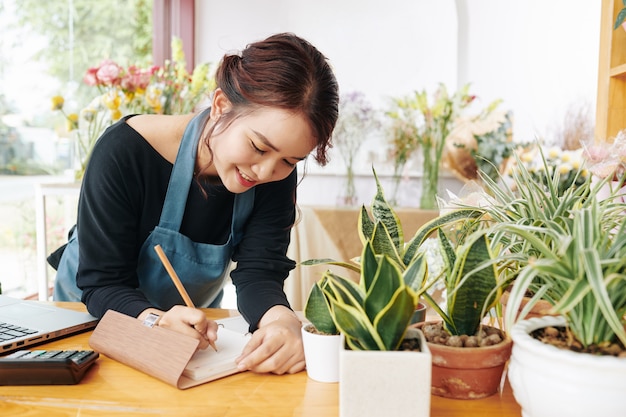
xmin=194 ymin=0 xmax=601 ymax=205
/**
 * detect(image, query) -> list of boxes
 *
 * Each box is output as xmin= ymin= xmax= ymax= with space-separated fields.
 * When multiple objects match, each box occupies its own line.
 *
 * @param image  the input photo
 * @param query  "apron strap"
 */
xmin=158 ymin=109 xmax=210 ymax=231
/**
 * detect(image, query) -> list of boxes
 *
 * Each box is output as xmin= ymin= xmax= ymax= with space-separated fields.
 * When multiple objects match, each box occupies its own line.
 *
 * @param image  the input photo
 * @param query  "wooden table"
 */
xmin=0 ymin=303 xmax=522 ymax=417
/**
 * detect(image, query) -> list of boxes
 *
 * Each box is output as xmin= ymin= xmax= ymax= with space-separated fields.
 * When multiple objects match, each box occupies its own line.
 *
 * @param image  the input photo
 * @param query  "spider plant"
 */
xmin=475 ymin=149 xmax=626 ymax=348
xmin=502 ymin=192 xmax=626 ymax=348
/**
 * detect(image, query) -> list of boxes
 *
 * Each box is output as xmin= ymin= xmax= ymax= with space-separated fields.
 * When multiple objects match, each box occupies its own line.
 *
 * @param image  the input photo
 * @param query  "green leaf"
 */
xmin=615 ymin=8 xmax=626 ymax=30
xmin=364 ymin=254 xmax=405 ymax=323
xmin=446 ymin=233 xmax=498 ymax=336
xmin=303 ymin=278 xmax=337 ymax=335
xmin=358 ymin=205 xmax=375 ymax=244
xmin=402 ymin=251 xmax=428 ymax=295
xmin=404 ymin=208 xmax=482 ymax=265
xmin=369 ymin=168 xmax=403 ymax=253
xmin=329 ymin=301 xmax=381 ymax=350
xmin=369 ymin=221 xmax=404 ymax=266
xmin=300 ymin=258 xmax=361 ymax=274
xmin=374 ymin=286 xmax=417 ymax=350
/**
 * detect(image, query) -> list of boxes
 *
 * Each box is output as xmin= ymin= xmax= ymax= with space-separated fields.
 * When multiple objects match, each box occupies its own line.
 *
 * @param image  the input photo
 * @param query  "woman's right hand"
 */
xmin=139 ymin=305 xmax=218 ymax=350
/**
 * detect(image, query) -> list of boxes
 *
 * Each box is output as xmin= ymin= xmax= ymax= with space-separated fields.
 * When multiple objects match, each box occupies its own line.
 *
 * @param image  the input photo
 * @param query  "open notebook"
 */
xmin=182 ymin=316 xmax=251 ymax=380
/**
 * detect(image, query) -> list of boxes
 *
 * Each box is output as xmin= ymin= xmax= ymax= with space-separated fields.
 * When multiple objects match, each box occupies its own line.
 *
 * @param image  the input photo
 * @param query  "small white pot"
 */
xmin=339 ymin=328 xmax=431 ymax=417
xmin=301 ymin=323 xmax=341 ymax=383
xmin=509 ymin=315 xmax=626 ymax=417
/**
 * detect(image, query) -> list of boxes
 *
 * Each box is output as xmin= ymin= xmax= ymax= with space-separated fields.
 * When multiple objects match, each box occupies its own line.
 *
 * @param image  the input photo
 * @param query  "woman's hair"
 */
xmin=211 ymin=32 xmax=339 ymax=166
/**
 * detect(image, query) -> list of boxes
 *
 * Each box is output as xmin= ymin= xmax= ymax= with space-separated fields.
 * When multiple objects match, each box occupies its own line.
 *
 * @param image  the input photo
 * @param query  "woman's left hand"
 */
xmin=235 ymin=305 xmax=304 ymax=374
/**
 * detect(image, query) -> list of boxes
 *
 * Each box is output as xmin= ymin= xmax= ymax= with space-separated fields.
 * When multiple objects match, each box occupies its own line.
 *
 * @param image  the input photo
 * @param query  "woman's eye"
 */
xmin=251 ymin=141 xmax=265 ymax=155
xmin=283 ymin=159 xmax=296 ymax=168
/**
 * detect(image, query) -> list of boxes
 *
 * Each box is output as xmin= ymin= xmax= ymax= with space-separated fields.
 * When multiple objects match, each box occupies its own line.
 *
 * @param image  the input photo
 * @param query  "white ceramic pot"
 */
xmin=509 ymin=315 xmax=626 ymax=417
xmin=339 ymin=328 xmax=431 ymax=417
xmin=301 ymin=323 xmax=341 ymax=383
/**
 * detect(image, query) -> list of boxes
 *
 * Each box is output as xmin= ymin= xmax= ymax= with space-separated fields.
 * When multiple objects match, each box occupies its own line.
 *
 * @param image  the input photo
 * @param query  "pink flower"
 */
xmin=83 ymin=67 xmax=99 ymax=86
xmin=95 ymin=60 xmax=122 ymax=86
xmin=121 ymin=66 xmax=151 ymax=92
xmin=583 ymin=132 xmax=626 ymax=179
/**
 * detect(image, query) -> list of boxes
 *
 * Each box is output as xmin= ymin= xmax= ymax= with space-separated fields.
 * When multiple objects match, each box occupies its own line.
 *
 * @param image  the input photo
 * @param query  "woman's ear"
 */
xmin=210 ymin=88 xmax=232 ymax=119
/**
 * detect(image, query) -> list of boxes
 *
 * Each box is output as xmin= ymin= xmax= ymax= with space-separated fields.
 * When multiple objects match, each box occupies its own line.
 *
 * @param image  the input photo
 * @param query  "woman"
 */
xmin=53 ymin=33 xmax=339 ymax=375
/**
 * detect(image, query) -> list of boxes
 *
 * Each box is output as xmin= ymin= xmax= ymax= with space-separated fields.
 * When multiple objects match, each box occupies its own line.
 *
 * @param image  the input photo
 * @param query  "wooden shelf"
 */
xmin=596 ymin=0 xmax=626 ymax=142
xmin=610 ymin=63 xmax=626 ymax=77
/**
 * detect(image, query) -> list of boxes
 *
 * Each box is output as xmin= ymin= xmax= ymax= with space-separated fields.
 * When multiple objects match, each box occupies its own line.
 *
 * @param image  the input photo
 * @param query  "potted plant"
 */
xmin=478 ymin=145 xmax=591 ymax=319
xmin=315 ymin=241 xmax=432 ymax=417
xmin=503 ymin=195 xmax=626 ymax=417
xmin=406 ymin=206 xmax=513 ymax=400
xmin=301 ymin=276 xmax=341 ymax=383
xmin=305 ymin=167 xmax=511 ymax=401
xmin=303 ymin=168 xmax=434 ymax=416
xmin=479 ymin=154 xmax=626 ymax=416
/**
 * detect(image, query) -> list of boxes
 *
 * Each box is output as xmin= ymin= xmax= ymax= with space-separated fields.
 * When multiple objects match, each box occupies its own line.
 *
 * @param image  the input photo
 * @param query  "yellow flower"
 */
xmin=110 ymin=108 xmax=122 ymax=121
xmin=51 ymin=95 xmax=65 ymax=111
xmin=66 ymin=113 xmax=79 ymax=131
xmin=558 ymin=163 xmax=573 ymax=175
xmin=81 ymin=108 xmax=98 ymax=122
xmin=548 ymin=146 xmax=560 ymax=159
xmin=102 ymin=91 xmax=121 ymax=110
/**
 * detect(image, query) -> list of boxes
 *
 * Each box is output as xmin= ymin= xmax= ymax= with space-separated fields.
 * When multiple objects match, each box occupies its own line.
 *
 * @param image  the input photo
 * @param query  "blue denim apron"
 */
xmin=54 ymin=109 xmax=255 ymax=310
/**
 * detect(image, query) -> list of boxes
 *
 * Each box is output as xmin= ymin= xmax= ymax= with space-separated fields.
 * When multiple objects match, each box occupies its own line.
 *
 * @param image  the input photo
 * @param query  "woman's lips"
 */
xmin=237 ymin=168 xmax=256 ymax=187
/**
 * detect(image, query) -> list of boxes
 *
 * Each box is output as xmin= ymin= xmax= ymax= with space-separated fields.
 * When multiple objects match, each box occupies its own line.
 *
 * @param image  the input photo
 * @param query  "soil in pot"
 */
xmin=532 ymin=325 xmax=626 ymax=357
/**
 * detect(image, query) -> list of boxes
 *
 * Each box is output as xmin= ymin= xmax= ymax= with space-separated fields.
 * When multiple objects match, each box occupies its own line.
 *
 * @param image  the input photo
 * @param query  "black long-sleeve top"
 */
xmin=76 ymin=115 xmax=297 ymax=330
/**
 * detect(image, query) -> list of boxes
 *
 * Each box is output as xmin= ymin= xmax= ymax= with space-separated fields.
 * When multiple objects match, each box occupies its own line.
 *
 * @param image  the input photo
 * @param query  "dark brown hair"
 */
xmin=211 ymin=32 xmax=338 ymax=166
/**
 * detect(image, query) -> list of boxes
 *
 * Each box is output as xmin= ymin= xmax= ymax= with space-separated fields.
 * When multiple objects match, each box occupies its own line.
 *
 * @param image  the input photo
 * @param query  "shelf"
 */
xmin=596 ymin=0 xmax=626 ymax=142
xmin=610 ymin=63 xmax=626 ymax=77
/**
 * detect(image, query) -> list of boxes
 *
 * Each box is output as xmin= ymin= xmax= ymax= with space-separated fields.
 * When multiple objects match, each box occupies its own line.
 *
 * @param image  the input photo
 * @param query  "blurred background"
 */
xmin=0 ymin=0 xmax=602 ymax=299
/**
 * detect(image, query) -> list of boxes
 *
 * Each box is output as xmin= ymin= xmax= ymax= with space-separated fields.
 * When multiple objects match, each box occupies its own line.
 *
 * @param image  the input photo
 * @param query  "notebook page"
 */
xmin=182 ymin=327 xmax=251 ymax=380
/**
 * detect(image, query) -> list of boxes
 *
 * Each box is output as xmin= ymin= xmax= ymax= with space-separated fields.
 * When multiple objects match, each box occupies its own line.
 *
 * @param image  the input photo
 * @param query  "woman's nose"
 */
xmin=253 ymin=159 xmax=276 ymax=181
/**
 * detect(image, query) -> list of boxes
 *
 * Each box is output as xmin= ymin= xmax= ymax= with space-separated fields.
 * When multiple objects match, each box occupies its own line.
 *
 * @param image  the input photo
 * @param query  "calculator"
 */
xmin=0 ymin=349 xmax=99 ymax=385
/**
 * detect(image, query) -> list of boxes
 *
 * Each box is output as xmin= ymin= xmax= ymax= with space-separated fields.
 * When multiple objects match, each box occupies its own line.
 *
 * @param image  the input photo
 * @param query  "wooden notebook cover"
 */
xmin=89 ymin=310 xmax=201 ymax=389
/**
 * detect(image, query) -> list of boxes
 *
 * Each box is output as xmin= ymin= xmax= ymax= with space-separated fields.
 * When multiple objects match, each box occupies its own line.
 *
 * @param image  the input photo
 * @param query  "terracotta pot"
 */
xmin=501 ymin=290 xmax=555 ymax=320
xmin=419 ymin=322 xmax=512 ymax=400
xmin=410 ymin=302 xmax=428 ymax=325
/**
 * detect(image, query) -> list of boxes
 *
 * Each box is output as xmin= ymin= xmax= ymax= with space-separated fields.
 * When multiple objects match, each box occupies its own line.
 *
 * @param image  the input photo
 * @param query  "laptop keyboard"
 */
xmin=0 ymin=322 xmax=39 ymax=341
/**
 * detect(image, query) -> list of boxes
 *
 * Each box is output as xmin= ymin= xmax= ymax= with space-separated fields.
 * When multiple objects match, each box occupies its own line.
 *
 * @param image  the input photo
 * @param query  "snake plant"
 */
xmin=303 ymin=167 xmax=498 ymax=344
xmin=316 ymin=241 xmax=419 ymax=350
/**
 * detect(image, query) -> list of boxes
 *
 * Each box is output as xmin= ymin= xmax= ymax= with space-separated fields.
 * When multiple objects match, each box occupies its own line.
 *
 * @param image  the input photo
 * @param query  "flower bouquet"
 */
xmin=385 ymin=83 xmax=475 ymax=209
xmin=52 ymin=37 xmax=214 ymax=180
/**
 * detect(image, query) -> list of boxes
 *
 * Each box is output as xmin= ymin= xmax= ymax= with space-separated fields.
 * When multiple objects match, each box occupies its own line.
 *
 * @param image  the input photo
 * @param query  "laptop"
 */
xmin=0 ymin=295 xmax=98 ymax=355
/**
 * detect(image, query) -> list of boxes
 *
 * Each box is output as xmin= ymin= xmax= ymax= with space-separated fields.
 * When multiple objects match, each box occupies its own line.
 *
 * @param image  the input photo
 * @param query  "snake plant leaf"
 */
xmin=404 ymin=208 xmax=482 ymax=265
xmin=446 ymin=233 xmax=498 ymax=336
xmin=363 ymin=253 xmax=404 ymax=323
xmin=369 ymin=221 xmax=403 ymax=267
xmin=360 ymin=241 xmax=378 ymax=292
xmin=300 ymin=258 xmax=361 ymax=273
xmin=374 ymin=286 xmax=418 ymax=350
xmin=402 ymin=251 xmax=428 ymax=295
xmin=438 ymin=228 xmax=457 ymax=279
xmin=328 ymin=299 xmax=381 ymax=350
xmin=323 ymin=270 xmax=365 ymax=307
xmin=303 ymin=278 xmax=338 ymax=335
xmin=358 ymin=205 xmax=375 ymax=244
xmin=370 ymin=168 xmax=403 ymax=253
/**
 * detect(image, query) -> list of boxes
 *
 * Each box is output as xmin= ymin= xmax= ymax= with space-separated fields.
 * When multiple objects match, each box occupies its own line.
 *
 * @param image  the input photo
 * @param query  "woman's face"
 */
xmin=206 ymin=90 xmax=316 ymax=193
